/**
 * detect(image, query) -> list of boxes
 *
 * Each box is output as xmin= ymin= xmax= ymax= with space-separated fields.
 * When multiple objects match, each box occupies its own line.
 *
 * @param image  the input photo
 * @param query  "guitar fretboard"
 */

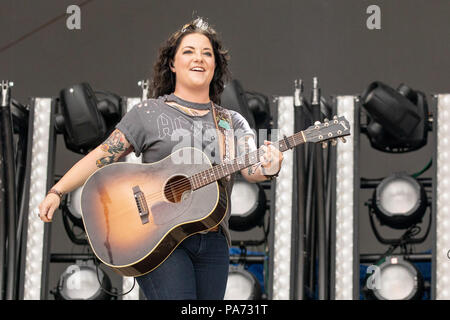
xmin=189 ymin=131 xmax=305 ymax=190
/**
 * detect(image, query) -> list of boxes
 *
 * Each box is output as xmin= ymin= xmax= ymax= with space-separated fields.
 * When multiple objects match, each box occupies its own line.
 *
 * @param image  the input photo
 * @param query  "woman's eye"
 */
xmin=204 ymin=52 xmax=212 ymax=56
xmin=183 ymin=50 xmax=192 ymax=54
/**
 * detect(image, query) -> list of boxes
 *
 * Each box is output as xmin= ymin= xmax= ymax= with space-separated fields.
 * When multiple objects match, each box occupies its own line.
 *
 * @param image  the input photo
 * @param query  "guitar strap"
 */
xmin=211 ymin=103 xmax=234 ymax=182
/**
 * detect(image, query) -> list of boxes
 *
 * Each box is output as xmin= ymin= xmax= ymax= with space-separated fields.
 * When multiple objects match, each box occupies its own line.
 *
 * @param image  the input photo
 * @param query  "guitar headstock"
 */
xmin=303 ymin=115 xmax=351 ymax=146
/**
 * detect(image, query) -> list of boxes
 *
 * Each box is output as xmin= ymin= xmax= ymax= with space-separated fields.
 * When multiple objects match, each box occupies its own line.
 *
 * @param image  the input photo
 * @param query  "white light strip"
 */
xmin=435 ymin=94 xmax=450 ymax=300
xmin=272 ymin=96 xmax=294 ymax=300
xmin=334 ymin=96 xmax=356 ymax=300
xmin=122 ymin=97 xmax=142 ymax=300
xmin=24 ymin=98 xmax=52 ymax=300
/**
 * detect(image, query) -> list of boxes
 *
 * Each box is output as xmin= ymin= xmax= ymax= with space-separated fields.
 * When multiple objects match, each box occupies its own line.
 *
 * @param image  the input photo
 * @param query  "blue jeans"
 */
xmin=135 ymin=229 xmax=230 ymax=300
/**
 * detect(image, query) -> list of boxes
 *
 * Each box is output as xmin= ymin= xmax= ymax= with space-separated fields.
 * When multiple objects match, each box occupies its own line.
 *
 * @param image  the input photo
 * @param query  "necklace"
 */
xmin=168 ymin=103 xmax=208 ymax=116
xmin=164 ymin=93 xmax=213 ymax=110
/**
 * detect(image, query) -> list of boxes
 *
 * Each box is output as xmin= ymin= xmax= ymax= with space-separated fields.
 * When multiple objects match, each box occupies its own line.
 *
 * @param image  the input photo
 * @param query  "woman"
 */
xmin=38 ymin=17 xmax=283 ymax=300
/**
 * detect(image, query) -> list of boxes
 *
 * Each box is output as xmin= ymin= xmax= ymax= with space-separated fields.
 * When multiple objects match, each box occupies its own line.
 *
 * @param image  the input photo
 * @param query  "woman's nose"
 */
xmin=193 ymin=51 xmax=204 ymax=62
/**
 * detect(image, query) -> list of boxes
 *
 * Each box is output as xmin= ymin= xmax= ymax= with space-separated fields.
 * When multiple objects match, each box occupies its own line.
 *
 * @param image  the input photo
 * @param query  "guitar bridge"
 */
xmin=132 ymin=186 xmax=149 ymax=224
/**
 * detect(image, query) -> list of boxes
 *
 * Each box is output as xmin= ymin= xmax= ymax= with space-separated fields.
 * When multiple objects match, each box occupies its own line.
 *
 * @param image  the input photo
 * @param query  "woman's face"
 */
xmin=170 ymin=32 xmax=216 ymax=94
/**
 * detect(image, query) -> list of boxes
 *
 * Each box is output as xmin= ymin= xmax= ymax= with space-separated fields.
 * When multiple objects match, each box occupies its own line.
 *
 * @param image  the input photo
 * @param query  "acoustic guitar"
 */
xmin=80 ymin=116 xmax=350 ymax=276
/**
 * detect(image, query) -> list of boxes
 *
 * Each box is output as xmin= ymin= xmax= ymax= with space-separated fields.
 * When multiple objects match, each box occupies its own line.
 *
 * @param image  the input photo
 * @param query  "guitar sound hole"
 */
xmin=164 ymin=175 xmax=192 ymax=203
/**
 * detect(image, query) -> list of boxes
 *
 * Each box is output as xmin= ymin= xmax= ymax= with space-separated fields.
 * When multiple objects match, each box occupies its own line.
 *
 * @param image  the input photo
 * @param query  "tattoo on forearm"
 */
xmin=96 ymin=129 xmax=128 ymax=168
xmin=247 ymin=163 xmax=262 ymax=176
xmin=237 ymin=136 xmax=258 ymax=176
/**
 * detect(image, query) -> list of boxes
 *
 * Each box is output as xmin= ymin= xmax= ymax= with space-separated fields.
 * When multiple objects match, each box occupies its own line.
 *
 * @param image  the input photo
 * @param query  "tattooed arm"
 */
xmin=38 ymin=129 xmax=133 ymax=222
xmin=96 ymin=129 xmax=134 ymax=167
xmin=56 ymin=128 xmax=133 ymax=192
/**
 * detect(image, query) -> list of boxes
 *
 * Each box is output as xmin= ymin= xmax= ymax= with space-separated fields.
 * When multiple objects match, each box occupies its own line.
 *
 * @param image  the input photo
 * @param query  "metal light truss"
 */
xmin=333 ymin=96 xmax=358 ymax=300
xmin=271 ymin=96 xmax=295 ymax=299
xmin=121 ymin=97 xmax=142 ymax=300
xmin=23 ymin=98 xmax=54 ymax=299
xmin=434 ymin=94 xmax=450 ymax=300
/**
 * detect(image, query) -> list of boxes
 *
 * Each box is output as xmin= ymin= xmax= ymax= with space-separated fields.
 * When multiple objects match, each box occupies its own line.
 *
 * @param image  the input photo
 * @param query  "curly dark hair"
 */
xmin=149 ymin=17 xmax=231 ymax=104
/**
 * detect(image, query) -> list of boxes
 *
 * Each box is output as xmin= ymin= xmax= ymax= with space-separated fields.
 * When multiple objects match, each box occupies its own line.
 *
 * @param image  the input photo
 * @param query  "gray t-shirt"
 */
xmin=115 ymin=95 xmax=255 ymax=245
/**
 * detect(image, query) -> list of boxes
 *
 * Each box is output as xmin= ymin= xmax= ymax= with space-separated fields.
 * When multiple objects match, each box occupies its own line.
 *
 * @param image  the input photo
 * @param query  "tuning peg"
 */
xmin=340 ymin=137 xmax=347 ymax=143
xmin=314 ymin=121 xmax=321 ymax=126
xmin=333 ymin=115 xmax=338 ymax=120
xmin=322 ymin=142 xmax=328 ymax=149
xmin=331 ymin=139 xmax=337 ymax=146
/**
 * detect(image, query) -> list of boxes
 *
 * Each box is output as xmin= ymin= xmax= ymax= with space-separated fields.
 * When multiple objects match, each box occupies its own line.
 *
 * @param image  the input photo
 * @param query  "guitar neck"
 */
xmin=190 ymin=131 xmax=305 ymax=190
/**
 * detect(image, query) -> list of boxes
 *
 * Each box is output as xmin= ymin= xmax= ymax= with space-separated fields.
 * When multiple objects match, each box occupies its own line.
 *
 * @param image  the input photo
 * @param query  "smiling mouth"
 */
xmin=190 ymin=67 xmax=205 ymax=72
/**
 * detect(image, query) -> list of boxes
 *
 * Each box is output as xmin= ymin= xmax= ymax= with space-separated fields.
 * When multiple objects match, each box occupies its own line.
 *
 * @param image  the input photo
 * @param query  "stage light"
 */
xmin=229 ymin=174 xmax=266 ymax=231
xmin=224 ymin=265 xmax=262 ymax=300
xmin=372 ymin=172 xmax=427 ymax=229
xmin=366 ymin=256 xmax=424 ymax=300
xmin=63 ymin=186 xmax=84 ymax=229
xmin=272 ymin=96 xmax=294 ymax=300
xmin=435 ymin=94 xmax=450 ymax=299
xmin=221 ymin=79 xmax=256 ymax=129
xmin=24 ymin=98 xmax=54 ymax=300
xmin=55 ymin=83 xmax=122 ymax=154
xmin=245 ymin=91 xmax=271 ymax=130
xmin=54 ymin=260 xmax=112 ymax=300
xmin=361 ymin=81 xmax=429 ymax=153
xmin=334 ymin=95 xmax=357 ymax=300
xmin=60 ymin=186 xmax=88 ymax=245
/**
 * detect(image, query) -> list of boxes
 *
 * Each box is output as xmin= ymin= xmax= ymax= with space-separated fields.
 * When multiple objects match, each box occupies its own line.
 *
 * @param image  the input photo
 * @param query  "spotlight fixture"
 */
xmin=221 ymin=79 xmax=256 ymax=129
xmin=61 ymin=186 xmax=88 ymax=245
xmin=55 ymin=83 xmax=122 ymax=154
xmin=372 ymin=172 xmax=427 ymax=229
xmin=63 ymin=186 xmax=84 ymax=229
xmin=224 ymin=265 xmax=262 ymax=300
xmin=245 ymin=91 xmax=271 ymax=130
xmin=361 ymin=81 xmax=429 ymax=153
xmin=229 ymin=174 xmax=267 ymax=232
xmin=53 ymin=260 xmax=112 ymax=300
xmin=366 ymin=255 xmax=424 ymax=300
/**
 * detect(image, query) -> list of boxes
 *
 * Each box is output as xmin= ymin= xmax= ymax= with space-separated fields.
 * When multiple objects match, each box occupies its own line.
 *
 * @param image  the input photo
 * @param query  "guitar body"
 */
xmin=80 ymin=148 xmax=227 ymax=277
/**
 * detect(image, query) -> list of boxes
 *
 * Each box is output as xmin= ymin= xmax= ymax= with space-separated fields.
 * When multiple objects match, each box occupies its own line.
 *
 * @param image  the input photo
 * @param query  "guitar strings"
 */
xmin=138 ymin=132 xmax=333 ymax=202
xmin=141 ymin=146 xmax=270 ymax=200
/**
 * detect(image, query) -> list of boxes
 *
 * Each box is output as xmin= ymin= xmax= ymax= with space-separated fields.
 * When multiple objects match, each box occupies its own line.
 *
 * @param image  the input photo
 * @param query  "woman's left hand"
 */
xmin=259 ymin=140 xmax=283 ymax=176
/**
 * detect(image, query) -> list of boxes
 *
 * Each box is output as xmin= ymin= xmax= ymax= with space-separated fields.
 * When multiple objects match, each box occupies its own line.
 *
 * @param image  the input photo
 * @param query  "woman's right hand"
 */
xmin=38 ymin=193 xmax=61 ymax=222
